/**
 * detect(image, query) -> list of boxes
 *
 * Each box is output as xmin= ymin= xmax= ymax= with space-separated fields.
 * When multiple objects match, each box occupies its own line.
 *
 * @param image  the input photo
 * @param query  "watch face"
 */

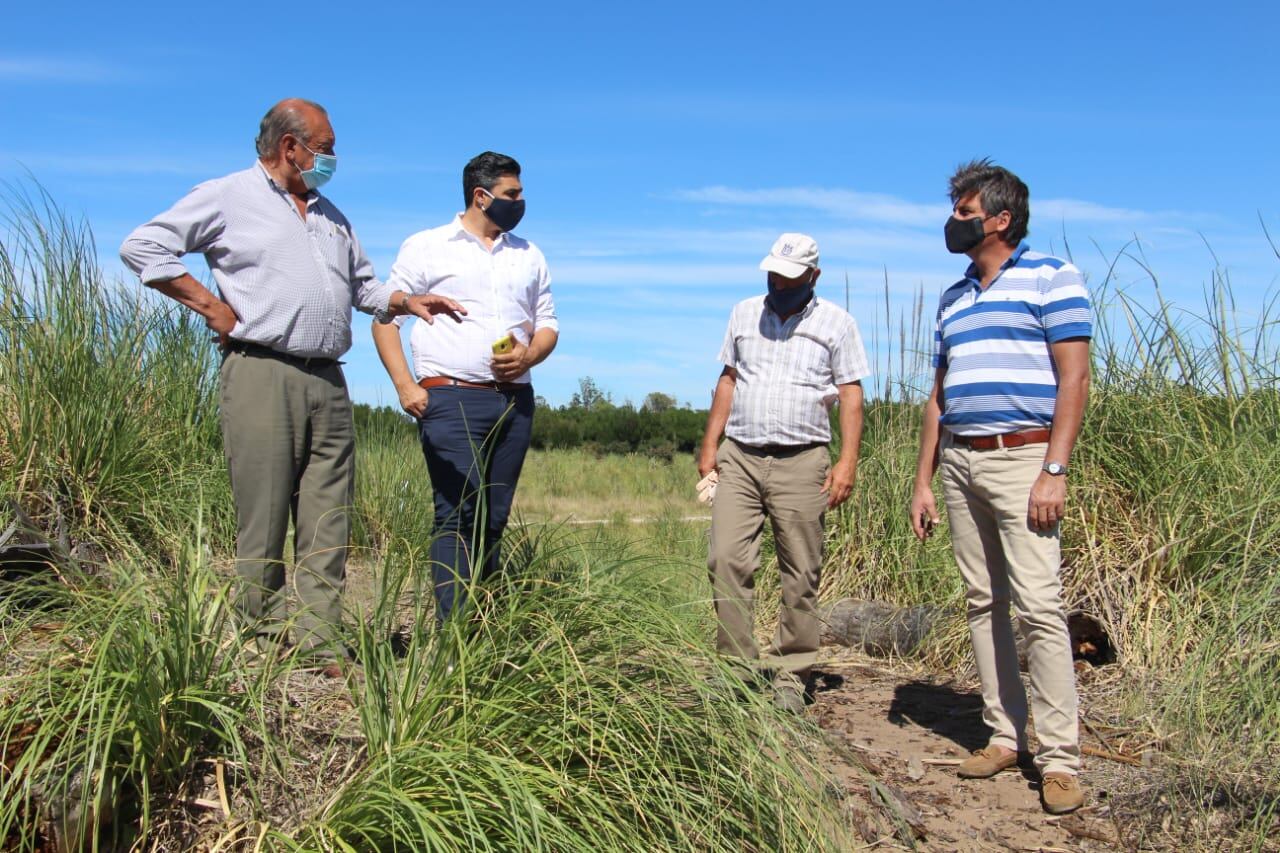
xmin=1045 ymin=462 xmax=1066 ymax=475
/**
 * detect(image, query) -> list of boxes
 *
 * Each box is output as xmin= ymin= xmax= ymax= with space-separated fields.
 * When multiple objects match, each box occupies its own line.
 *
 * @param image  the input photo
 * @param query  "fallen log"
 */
xmin=0 ymin=542 xmax=53 ymax=571
xmin=819 ymin=599 xmax=941 ymax=656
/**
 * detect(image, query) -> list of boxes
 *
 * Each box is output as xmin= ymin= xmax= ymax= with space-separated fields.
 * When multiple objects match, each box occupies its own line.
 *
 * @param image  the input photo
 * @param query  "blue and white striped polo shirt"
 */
xmin=932 ymin=242 xmax=1091 ymax=437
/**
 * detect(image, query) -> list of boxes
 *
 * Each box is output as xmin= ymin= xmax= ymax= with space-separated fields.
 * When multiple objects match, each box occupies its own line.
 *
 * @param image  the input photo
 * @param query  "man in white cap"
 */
xmin=697 ymin=233 xmax=869 ymax=712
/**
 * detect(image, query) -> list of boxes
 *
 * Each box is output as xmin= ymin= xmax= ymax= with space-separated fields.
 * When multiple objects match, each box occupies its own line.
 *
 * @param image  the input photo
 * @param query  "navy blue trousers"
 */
xmin=417 ymin=385 xmax=534 ymax=622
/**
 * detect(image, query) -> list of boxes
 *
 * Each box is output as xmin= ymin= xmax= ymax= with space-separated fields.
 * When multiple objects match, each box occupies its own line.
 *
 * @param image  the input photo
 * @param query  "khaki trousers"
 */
xmin=219 ymin=350 xmax=355 ymax=659
xmin=940 ymin=437 xmax=1080 ymax=775
xmin=707 ymin=439 xmax=829 ymax=685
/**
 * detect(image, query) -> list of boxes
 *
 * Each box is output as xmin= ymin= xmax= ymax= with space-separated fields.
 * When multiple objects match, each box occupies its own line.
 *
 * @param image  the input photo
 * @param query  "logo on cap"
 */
xmin=781 ymin=243 xmax=794 ymax=256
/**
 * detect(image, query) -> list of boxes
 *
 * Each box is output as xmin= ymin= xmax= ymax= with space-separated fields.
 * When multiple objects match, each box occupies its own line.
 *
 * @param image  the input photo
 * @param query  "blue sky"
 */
xmin=3 ymin=1 xmax=1277 ymax=407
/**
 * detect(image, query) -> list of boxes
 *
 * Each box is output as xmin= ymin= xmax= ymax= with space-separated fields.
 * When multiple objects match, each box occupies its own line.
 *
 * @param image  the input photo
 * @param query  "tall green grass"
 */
xmin=4 ymin=188 xmax=1279 ymax=848
xmin=0 ymin=537 xmax=253 ymax=850
xmin=816 ymin=247 xmax=1280 ymax=846
xmin=0 ymin=194 xmax=854 ymax=850
xmin=0 ymin=524 xmax=853 ymax=851
xmin=0 ymin=189 xmax=232 ymax=557
xmin=284 ymin=529 xmax=847 ymax=852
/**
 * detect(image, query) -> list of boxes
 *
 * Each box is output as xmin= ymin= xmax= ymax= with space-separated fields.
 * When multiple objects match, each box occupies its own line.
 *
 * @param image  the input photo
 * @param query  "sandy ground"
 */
xmin=808 ymin=654 xmax=1137 ymax=851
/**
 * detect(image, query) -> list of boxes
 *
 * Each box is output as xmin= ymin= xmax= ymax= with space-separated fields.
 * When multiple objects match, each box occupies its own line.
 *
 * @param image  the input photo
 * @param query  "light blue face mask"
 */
xmin=295 ymin=142 xmax=337 ymax=191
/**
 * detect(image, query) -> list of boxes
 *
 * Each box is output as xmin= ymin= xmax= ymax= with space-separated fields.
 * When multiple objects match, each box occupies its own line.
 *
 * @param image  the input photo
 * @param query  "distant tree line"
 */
xmin=531 ymin=377 xmax=707 ymax=458
xmin=355 ymin=377 xmax=711 ymax=459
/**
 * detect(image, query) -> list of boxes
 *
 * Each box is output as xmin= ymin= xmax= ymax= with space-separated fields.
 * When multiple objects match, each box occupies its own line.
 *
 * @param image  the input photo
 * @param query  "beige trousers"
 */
xmin=220 ymin=350 xmax=355 ymax=660
xmin=940 ymin=437 xmax=1080 ymax=775
xmin=707 ymin=440 xmax=829 ymax=686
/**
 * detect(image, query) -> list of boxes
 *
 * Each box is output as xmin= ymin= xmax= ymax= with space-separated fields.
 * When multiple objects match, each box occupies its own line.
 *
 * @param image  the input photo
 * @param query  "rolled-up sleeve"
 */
xmin=384 ymin=236 xmax=426 ymax=330
xmin=119 ymin=181 xmax=224 ymax=285
xmin=533 ymin=254 xmax=558 ymax=333
xmin=348 ymin=228 xmax=395 ymax=316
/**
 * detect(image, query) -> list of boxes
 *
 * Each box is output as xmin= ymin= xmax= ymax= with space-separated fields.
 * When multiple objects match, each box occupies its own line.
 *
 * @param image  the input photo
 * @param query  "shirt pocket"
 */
xmin=313 ymin=220 xmax=354 ymax=279
xmin=790 ymin=331 xmax=834 ymax=388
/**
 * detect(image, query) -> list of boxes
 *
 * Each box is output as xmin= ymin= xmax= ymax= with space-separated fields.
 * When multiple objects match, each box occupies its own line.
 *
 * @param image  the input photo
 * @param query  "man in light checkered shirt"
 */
xmin=698 ymin=233 xmax=869 ymax=713
xmin=120 ymin=99 xmax=461 ymax=677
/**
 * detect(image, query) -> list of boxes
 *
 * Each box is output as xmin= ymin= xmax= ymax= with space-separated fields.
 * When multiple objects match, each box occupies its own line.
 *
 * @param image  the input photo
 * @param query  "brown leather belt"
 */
xmin=418 ymin=375 xmax=525 ymax=393
xmin=951 ymin=428 xmax=1051 ymax=450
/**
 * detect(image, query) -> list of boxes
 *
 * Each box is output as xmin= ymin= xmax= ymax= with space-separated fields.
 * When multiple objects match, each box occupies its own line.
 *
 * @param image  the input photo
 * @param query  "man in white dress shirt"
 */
xmin=698 ymin=233 xmax=869 ymax=712
xmin=119 ymin=98 xmax=460 ymax=673
xmin=373 ymin=151 xmax=559 ymax=622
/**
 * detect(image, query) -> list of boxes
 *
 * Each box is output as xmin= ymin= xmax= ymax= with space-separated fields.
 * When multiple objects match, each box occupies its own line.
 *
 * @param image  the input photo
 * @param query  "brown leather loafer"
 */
xmin=318 ymin=662 xmax=345 ymax=680
xmin=1040 ymin=772 xmax=1085 ymax=814
xmin=957 ymin=745 xmax=1019 ymax=779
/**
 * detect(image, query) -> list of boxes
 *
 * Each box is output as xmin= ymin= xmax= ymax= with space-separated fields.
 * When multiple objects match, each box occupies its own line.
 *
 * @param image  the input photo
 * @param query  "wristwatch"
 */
xmin=1042 ymin=461 xmax=1068 ymax=476
xmin=375 ymin=291 xmax=411 ymax=325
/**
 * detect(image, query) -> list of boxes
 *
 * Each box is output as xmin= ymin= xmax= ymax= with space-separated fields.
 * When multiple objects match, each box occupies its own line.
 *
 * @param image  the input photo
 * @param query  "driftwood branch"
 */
xmin=1081 ymin=744 xmax=1143 ymax=766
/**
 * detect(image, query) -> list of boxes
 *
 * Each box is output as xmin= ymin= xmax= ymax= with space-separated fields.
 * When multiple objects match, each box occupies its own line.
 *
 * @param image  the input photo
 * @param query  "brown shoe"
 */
xmin=318 ymin=662 xmax=345 ymax=680
xmin=1040 ymin=772 xmax=1084 ymax=814
xmin=294 ymin=657 xmax=347 ymax=679
xmin=957 ymin=745 xmax=1019 ymax=779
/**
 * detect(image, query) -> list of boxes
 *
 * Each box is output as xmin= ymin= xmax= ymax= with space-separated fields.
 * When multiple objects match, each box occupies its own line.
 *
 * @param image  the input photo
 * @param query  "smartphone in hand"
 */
xmin=492 ymin=333 xmax=515 ymax=355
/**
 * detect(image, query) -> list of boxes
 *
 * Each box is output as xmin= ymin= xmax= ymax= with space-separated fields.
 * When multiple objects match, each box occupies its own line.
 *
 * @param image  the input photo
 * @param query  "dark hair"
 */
xmin=948 ymin=158 xmax=1029 ymax=246
xmin=463 ymin=151 xmax=521 ymax=207
xmin=255 ymin=99 xmax=327 ymax=157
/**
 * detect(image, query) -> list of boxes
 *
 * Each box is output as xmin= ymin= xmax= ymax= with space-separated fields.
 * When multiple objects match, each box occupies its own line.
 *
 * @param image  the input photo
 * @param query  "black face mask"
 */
xmin=944 ymin=214 xmax=989 ymax=254
xmin=765 ymin=277 xmax=814 ymax=316
xmin=481 ymin=190 xmax=526 ymax=233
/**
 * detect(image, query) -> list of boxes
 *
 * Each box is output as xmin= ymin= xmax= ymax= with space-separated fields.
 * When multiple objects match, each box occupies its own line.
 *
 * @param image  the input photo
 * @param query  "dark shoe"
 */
xmin=957 ymin=745 xmax=1019 ymax=779
xmin=1041 ymin=772 xmax=1084 ymax=814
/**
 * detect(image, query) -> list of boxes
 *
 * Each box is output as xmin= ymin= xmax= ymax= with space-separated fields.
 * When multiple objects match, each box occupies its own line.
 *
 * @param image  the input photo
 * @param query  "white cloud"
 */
xmin=0 ymin=57 xmax=126 ymax=83
xmin=671 ymin=185 xmax=949 ymax=227
xmin=1036 ymin=198 xmax=1149 ymax=223
xmin=670 ymin=184 xmax=1184 ymax=229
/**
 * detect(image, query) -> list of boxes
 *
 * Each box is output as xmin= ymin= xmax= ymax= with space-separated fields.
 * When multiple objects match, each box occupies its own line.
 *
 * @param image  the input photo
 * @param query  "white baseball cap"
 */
xmin=759 ymin=233 xmax=820 ymax=278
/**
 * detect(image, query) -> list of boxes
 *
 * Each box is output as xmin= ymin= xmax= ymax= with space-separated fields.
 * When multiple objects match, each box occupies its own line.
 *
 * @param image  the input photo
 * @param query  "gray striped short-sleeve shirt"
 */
xmin=719 ymin=295 xmax=870 ymax=446
xmin=119 ymin=162 xmax=395 ymax=359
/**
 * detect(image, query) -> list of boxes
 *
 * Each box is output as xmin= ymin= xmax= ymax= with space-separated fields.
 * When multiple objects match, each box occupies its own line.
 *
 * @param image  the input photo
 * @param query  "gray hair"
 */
xmin=255 ymin=99 xmax=327 ymax=158
xmin=948 ymin=158 xmax=1030 ymax=247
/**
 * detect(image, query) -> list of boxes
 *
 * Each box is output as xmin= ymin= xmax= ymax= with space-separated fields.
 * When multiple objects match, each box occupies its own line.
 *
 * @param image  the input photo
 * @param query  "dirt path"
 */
xmin=809 ymin=657 xmax=1133 ymax=851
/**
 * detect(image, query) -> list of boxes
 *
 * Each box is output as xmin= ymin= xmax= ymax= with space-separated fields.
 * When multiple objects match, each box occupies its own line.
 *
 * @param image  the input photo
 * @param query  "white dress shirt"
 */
xmin=389 ymin=215 xmax=558 ymax=384
xmin=719 ymin=295 xmax=870 ymax=446
xmin=119 ymin=162 xmax=394 ymax=359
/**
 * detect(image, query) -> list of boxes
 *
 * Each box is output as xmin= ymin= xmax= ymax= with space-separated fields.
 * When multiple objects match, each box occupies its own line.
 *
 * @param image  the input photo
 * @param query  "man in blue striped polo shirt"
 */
xmin=909 ymin=160 xmax=1091 ymax=815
